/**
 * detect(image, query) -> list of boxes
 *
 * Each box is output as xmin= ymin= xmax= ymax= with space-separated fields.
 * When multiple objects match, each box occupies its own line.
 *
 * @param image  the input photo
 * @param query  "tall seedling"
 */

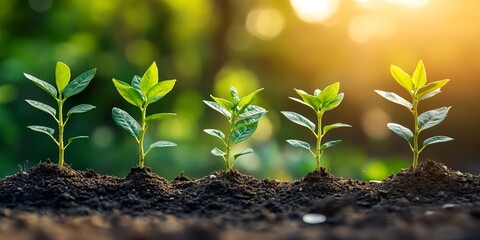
xmin=25 ymin=62 xmax=96 ymax=168
xmin=112 ymin=62 xmax=177 ymax=168
xmin=375 ymin=60 xmax=453 ymax=168
xmin=282 ymin=83 xmax=350 ymax=171
xmin=203 ymin=86 xmax=267 ymax=171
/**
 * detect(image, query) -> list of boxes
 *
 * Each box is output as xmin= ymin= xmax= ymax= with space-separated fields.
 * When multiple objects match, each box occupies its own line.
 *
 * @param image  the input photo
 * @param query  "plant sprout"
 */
xmin=25 ymin=62 xmax=96 ymax=168
xmin=281 ymin=83 xmax=351 ymax=171
xmin=203 ymin=86 xmax=266 ymax=171
xmin=375 ymin=60 xmax=453 ymax=168
xmin=112 ymin=62 xmax=177 ymax=168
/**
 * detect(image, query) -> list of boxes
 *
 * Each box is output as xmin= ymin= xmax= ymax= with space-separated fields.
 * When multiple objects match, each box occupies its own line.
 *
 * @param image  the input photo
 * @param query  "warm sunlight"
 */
xmin=290 ymin=0 xmax=340 ymax=23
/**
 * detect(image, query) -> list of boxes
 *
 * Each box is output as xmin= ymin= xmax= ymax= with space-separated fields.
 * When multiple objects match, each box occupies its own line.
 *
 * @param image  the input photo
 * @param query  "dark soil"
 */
xmin=1 ymin=160 xmax=480 ymax=239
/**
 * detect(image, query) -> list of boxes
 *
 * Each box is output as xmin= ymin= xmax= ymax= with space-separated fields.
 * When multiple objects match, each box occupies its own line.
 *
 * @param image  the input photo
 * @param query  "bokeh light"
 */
xmin=290 ymin=0 xmax=340 ymax=23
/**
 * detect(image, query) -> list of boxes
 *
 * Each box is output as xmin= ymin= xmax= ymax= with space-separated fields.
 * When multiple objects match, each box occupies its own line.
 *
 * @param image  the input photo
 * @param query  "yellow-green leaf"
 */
xmin=112 ymin=79 xmax=144 ymax=108
xmin=416 ymin=79 xmax=449 ymax=100
xmin=412 ymin=60 xmax=427 ymax=90
xmin=146 ymin=79 xmax=176 ymax=104
xmin=55 ymin=62 xmax=71 ymax=93
xmin=140 ymin=62 xmax=159 ymax=95
xmin=390 ymin=65 xmax=413 ymax=92
xmin=318 ymin=82 xmax=340 ymax=105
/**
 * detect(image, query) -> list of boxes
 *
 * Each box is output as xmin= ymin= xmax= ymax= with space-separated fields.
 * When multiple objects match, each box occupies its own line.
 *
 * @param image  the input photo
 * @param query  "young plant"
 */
xmin=25 ymin=62 xmax=96 ymax=168
xmin=203 ymin=86 xmax=266 ymax=171
xmin=375 ymin=60 xmax=453 ymax=168
xmin=112 ymin=62 xmax=177 ymax=168
xmin=281 ymin=82 xmax=351 ymax=171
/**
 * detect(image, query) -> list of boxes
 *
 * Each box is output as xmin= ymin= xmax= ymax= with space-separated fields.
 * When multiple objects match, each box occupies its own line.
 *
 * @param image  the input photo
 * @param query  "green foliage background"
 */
xmin=0 ymin=0 xmax=478 ymax=180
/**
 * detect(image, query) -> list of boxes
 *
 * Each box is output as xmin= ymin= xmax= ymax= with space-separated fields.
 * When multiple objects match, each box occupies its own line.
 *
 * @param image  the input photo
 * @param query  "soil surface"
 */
xmin=1 ymin=160 xmax=480 ymax=239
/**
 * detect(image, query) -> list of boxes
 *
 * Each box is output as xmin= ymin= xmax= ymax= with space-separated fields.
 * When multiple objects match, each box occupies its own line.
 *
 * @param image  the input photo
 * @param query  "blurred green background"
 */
xmin=1 ymin=0 xmax=478 ymax=181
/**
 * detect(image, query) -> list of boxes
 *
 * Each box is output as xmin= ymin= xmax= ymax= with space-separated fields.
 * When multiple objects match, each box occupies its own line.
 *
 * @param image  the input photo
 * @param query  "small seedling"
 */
xmin=25 ymin=62 xmax=96 ymax=168
xmin=112 ymin=62 xmax=177 ymax=168
xmin=281 ymin=83 xmax=350 ymax=171
xmin=203 ymin=86 xmax=266 ymax=171
xmin=375 ymin=60 xmax=453 ymax=168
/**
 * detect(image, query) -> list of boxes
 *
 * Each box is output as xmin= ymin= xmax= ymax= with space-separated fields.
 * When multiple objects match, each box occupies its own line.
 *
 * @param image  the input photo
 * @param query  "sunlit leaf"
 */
xmin=323 ymin=123 xmax=351 ymax=134
xmin=145 ymin=113 xmax=176 ymax=125
xmin=390 ymin=65 xmax=413 ymax=92
xmin=67 ymin=104 xmax=96 ymax=117
xmin=210 ymin=95 xmax=234 ymax=110
xmin=204 ymin=100 xmax=232 ymax=120
xmin=314 ymin=89 xmax=321 ymax=96
xmin=234 ymin=117 xmax=260 ymax=130
xmin=25 ymin=99 xmax=56 ymax=118
xmin=321 ymin=140 xmax=342 ymax=150
xmin=233 ymin=148 xmax=253 ymax=160
xmin=418 ymin=107 xmax=450 ymax=132
xmin=63 ymin=68 xmax=96 ymax=98
xmin=323 ymin=93 xmax=344 ymax=111
xmin=238 ymin=105 xmax=267 ymax=119
xmin=387 ymin=123 xmax=413 ymax=142
xmin=281 ymin=111 xmax=315 ymax=132
xmin=375 ymin=90 xmax=413 ymax=109
xmin=24 ymin=73 xmax=57 ymax=98
xmin=211 ymin=147 xmax=226 ymax=157
xmin=146 ymin=79 xmax=176 ymax=104
xmin=27 ymin=125 xmax=55 ymax=136
xmin=112 ymin=79 xmax=144 ymax=108
xmin=286 ymin=139 xmax=311 ymax=150
xmin=423 ymin=136 xmax=453 ymax=147
xmin=420 ymin=89 xmax=441 ymax=100
xmin=112 ymin=107 xmax=140 ymax=140
xmin=203 ymin=129 xmax=225 ymax=140
xmin=416 ymin=79 xmax=449 ymax=100
xmin=294 ymin=89 xmax=321 ymax=110
xmin=230 ymin=86 xmax=240 ymax=103
xmin=55 ymin=62 xmax=70 ymax=93
xmin=412 ymin=60 xmax=427 ymax=90
xmin=131 ymin=75 xmax=141 ymax=91
xmin=149 ymin=141 xmax=177 ymax=149
xmin=317 ymin=82 xmax=340 ymax=104
xmin=140 ymin=62 xmax=159 ymax=95
xmin=237 ymin=88 xmax=264 ymax=113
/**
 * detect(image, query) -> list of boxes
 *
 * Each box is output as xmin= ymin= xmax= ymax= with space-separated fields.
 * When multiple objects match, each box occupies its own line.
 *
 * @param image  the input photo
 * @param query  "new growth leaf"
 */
xmin=203 ymin=86 xmax=266 ymax=171
xmin=282 ymin=83 xmax=351 ymax=171
xmin=112 ymin=62 xmax=177 ymax=168
xmin=25 ymin=62 xmax=96 ymax=168
xmin=376 ymin=60 xmax=453 ymax=168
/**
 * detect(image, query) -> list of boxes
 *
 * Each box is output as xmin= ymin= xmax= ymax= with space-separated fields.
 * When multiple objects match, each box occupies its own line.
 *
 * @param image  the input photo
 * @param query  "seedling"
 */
xmin=375 ymin=60 xmax=453 ymax=168
xmin=203 ymin=86 xmax=266 ymax=171
xmin=281 ymin=83 xmax=351 ymax=171
xmin=25 ymin=62 xmax=96 ymax=168
xmin=112 ymin=62 xmax=177 ymax=168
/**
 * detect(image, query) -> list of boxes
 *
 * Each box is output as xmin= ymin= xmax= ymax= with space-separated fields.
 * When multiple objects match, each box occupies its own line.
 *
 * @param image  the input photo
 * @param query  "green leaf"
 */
xmin=149 ymin=141 xmax=177 ymax=150
xmin=24 ymin=73 xmax=58 ymax=98
xmin=234 ymin=116 xmax=261 ymax=130
xmin=420 ymin=89 xmax=441 ymax=100
xmin=146 ymin=79 xmax=176 ymax=104
xmin=230 ymin=86 xmax=240 ymax=103
xmin=231 ymin=121 xmax=258 ymax=144
xmin=286 ymin=139 xmax=311 ymax=150
xmin=390 ymin=65 xmax=413 ymax=92
xmin=294 ymin=89 xmax=321 ymax=110
xmin=375 ymin=90 xmax=413 ymax=109
xmin=317 ymin=82 xmax=340 ymax=105
xmin=112 ymin=107 xmax=140 ymax=140
xmin=63 ymin=68 xmax=96 ymax=98
xmin=210 ymin=95 xmax=234 ymax=110
xmin=27 ymin=125 xmax=55 ymax=136
xmin=323 ymin=93 xmax=344 ymax=111
xmin=25 ymin=99 xmax=56 ymax=118
xmin=237 ymin=88 xmax=264 ymax=113
xmin=418 ymin=107 xmax=450 ymax=132
xmin=233 ymin=148 xmax=253 ymax=160
xmin=203 ymin=100 xmax=232 ymax=120
xmin=66 ymin=136 xmax=89 ymax=148
xmin=238 ymin=105 xmax=267 ymax=119
xmin=289 ymin=97 xmax=315 ymax=109
xmin=387 ymin=123 xmax=413 ymax=142
xmin=145 ymin=113 xmax=176 ymax=125
xmin=281 ymin=111 xmax=315 ymax=132
xmin=204 ymin=129 xmax=225 ymax=140
xmin=323 ymin=123 xmax=351 ymax=134
xmin=67 ymin=104 xmax=96 ymax=117
xmin=423 ymin=136 xmax=453 ymax=147
xmin=112 ymin=79 xmax=144 ymax=108
xmin=140 ymin=62 xmax=159 ymax=95
xmin=211 ymin=147 xmax=226 ymax=157
xmin=321 ymin=140 xmax=342 ymax=150
xmin=131 ymin=75 xmax=141 ymax=91
xmin=412 ymin=60 xmax=427 ymax=90
xmin=55 ymin=62 xmax=70 ymax=93
xmin=416 ymin=79 xmax=449 ymax=100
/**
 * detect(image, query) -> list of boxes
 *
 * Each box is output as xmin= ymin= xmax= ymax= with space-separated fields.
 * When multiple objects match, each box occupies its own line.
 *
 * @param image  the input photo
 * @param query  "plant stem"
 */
xmin=57 ymin=97 xmax=65 ymax=168
xmin=315 ymin=111 xmax=324 ymax=171
xmin=224 ymin=117 xmax=235 ymax=171
xmin=138 ymin=106 xmax=147 ymax=168
xmin=412 ymin=99 xmax=420 ymax=169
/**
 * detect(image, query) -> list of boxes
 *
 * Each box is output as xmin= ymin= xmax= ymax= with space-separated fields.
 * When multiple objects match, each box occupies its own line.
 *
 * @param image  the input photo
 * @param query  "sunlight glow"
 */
xmin=385 ymin=0 xmax=431 ymax=9
xmin=290 ymin=0 xmax=340 ymax=23
xmin=361 ymin=107 xmax=391 ymax=140
xmin=348 ymin=15 xmax=396 ymax=43
xmin=246 ymin=8 xmax=285 ymax=40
